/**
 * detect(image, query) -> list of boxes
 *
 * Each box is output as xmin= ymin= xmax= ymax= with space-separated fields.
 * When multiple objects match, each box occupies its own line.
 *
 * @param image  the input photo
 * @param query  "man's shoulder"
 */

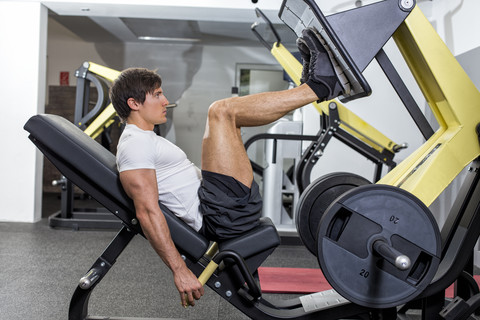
xmin=116 ymin=129 xmax=158 ymax=169
xmin=119 ymin=125 xmax=155 ymax=145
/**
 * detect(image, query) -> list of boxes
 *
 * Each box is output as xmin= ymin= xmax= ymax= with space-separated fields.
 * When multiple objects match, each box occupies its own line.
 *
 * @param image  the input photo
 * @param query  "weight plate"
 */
xmin=317 ymin=184 xmax=441 ymax=309
xmin=296 ymin=172 xmax=371 ymax=255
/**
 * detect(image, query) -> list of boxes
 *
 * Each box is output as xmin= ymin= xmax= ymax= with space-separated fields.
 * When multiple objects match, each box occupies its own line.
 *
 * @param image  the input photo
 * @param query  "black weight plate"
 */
xmin=296 ymin=172 xmax=371 ymax=255
xmin=317 ymin=184 xmax=441 ymax=309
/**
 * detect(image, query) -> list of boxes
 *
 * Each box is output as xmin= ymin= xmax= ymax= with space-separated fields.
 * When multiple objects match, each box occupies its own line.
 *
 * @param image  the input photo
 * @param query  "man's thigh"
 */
xmin=201 ymin=116 xmax=253 ymax=187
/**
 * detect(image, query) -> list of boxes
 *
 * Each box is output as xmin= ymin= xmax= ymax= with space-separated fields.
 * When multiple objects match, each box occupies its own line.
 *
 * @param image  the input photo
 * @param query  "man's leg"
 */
xmin=201 ymin=84 xmax=318 ymax=187
xmin=202 ymin=27 xmax=342 ymax=187
xmin=198 ymin=27 xmax=345 ymax=240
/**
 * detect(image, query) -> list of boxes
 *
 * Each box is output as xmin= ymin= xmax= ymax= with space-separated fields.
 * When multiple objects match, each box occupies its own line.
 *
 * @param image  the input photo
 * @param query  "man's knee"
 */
xmin=207 ymin=99 xmax=236 ymax=123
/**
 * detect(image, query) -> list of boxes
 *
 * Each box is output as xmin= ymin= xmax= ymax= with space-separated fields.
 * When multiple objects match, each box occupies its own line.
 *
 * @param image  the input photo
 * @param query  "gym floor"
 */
xmin=0 ymin=193 xmax=319 ymax=320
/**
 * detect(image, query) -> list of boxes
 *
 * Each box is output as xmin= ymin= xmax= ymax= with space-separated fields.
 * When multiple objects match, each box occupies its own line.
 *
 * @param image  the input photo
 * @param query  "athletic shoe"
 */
xmin=301 ymin=27 xmax=344 ymax=101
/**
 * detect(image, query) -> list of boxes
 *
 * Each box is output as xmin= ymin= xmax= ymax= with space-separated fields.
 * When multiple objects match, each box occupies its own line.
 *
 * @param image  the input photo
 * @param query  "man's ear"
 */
xmin=127 ymin=98 xmax=140 ymax=111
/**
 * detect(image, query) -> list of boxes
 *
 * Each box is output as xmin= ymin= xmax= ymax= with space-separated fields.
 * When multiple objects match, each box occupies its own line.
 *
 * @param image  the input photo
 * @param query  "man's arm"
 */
xmin=119 ymin=169 xmax=204 ymax=307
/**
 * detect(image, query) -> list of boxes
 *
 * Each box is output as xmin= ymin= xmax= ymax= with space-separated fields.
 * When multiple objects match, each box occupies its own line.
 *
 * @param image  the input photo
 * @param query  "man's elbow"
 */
xmin=134 ymin=203 xmax=163 ymax=226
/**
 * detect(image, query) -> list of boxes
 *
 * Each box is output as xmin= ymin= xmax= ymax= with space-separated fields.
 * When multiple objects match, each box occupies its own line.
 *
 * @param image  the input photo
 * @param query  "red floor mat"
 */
xmin=258 ymin=267 xmax=330 ymax=294
xmin=258 ymin=267 xmax=480 ymax=299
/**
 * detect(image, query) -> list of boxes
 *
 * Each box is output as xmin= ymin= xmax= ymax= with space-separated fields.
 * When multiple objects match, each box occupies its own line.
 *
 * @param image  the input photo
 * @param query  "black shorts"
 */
xmin=198 ymin=170 xmax=262 ymax=241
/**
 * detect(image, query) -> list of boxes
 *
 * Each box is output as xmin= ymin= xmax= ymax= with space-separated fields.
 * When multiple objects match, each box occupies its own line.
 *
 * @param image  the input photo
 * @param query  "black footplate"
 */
xmin=279 ymin=0 xmax=371 ymax=102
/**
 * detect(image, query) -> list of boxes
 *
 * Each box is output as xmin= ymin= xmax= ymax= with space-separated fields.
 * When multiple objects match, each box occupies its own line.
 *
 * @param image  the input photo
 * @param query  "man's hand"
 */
xmin=173 ymin=265 xmax=205 ymax=307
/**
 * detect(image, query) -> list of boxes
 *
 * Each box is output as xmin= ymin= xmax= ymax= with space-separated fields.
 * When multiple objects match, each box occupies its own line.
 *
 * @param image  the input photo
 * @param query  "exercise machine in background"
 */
xmin=49 ymin=62 xmax=123 ymax=230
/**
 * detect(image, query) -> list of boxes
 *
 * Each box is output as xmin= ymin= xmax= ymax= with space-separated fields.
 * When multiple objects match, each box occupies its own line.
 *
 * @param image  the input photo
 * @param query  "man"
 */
xmin=109 ymin=28 xmax=343 ymax=308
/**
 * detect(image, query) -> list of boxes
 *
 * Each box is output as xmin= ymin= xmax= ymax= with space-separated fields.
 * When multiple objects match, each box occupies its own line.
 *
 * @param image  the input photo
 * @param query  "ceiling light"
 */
xmin=138 ymin=36 xmax=201 ymax=42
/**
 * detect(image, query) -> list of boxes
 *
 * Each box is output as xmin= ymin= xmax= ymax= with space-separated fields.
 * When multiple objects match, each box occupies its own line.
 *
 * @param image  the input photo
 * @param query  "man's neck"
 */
xmin=126 ymin=115 xmax=155 ymax=131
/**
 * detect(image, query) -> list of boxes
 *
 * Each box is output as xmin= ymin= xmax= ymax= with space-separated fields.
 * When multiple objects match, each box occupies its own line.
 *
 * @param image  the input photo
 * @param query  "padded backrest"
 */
xmin=24 ymin=114 xmax=209 ymax=262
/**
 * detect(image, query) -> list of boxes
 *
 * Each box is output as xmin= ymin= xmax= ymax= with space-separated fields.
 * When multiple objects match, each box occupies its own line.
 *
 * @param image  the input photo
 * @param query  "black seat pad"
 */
xmin=219 ymin=218 xmax=280 ymax=259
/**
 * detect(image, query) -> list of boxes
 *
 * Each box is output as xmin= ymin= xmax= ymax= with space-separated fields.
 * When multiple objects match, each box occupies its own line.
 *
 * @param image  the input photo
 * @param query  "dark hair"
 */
xmin=110 ymin=68 xmax=162 ymax=122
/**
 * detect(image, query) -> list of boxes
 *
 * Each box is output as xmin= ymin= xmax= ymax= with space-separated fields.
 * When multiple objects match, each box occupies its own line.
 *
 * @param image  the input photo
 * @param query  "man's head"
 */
xmin=110 ymin=68 xmax=163 ymax=122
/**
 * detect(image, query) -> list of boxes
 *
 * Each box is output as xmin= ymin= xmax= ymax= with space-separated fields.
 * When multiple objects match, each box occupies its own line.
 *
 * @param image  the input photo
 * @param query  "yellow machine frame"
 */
xmin=81 ymin=62 xmax=121 ymax=139
xmin=273 ymin=5 xmax=480 ymax=207
xmin=378 ymin=6 xmax=480 ymax=206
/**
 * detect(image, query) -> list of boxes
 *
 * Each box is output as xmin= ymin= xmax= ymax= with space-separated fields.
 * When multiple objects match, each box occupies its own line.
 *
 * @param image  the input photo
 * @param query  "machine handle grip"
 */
xmin=373 ymin=239 xmax=411 ymax=271
xmin=198 ymin=260 xmax=219 ymax=286
xmin=186 ymin=250 xmax=261 ymax=307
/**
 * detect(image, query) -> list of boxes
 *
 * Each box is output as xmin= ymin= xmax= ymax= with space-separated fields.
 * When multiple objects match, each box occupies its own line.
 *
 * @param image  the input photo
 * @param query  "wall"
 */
xmin=47 ymin=19 xmax=108 ymax=88
xmin=0 ymin=2 xmax=47 ymax=222
xmin=454 ymin=46 xmax=480 ymax=267
xmin=418 ymin=0 xmax=480 ymax=56
xmin=174 ymin=46 xmax=279 ymax=166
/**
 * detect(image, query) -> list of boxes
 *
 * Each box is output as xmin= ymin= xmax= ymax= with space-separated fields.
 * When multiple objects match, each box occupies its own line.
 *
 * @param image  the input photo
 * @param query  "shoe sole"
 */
xmin=309 ymin=27 xmax=351 ymax=95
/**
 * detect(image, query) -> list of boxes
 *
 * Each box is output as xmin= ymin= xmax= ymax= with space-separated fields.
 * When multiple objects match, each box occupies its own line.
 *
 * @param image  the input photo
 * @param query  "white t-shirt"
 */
xmin=116 ymin=124 xmax=203 ymax=231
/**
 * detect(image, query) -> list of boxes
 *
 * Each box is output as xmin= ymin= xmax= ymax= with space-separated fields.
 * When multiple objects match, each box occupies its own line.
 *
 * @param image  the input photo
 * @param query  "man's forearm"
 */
xmin=136 ymin=206 xmax=186 ymax=271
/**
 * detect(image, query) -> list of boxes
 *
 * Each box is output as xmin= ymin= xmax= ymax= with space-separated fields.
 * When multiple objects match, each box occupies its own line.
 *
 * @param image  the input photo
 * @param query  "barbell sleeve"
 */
xmin=373 ymin=239 xmax=411 ymax=271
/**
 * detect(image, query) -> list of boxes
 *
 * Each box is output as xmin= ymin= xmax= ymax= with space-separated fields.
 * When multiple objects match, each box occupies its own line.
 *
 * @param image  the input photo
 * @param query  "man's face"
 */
xmin=139 ymin=87 xmax=170 ymax=125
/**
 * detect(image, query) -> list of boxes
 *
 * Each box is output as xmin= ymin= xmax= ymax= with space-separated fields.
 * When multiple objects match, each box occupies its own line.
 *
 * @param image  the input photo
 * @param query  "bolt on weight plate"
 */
xmin=317 ymin=184 xmax=441 ymax=309
xmin=296 ymin=172 xmax=371 ymax=256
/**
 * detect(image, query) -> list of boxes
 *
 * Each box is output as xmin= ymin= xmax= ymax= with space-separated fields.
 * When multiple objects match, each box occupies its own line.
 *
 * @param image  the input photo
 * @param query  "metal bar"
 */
xmin=244 ymin=133 xmax=318 ymax=151
xmin=375 ymin=49 xmax=434 ymax=140
xmin=73 ymin=75 xmax=90 ymax=129
xmin=69 ymin=226 xmax=136 ymax=320
xmin=251 ymin=8 xmax=282 ymax=49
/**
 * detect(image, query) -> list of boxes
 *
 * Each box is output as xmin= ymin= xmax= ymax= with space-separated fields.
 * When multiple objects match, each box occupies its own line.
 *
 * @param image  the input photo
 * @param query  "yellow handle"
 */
xmin=183 ymin=260 xmax=219 ymax=308
xmin=198 ymin=260 xmax=219 ymax=285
